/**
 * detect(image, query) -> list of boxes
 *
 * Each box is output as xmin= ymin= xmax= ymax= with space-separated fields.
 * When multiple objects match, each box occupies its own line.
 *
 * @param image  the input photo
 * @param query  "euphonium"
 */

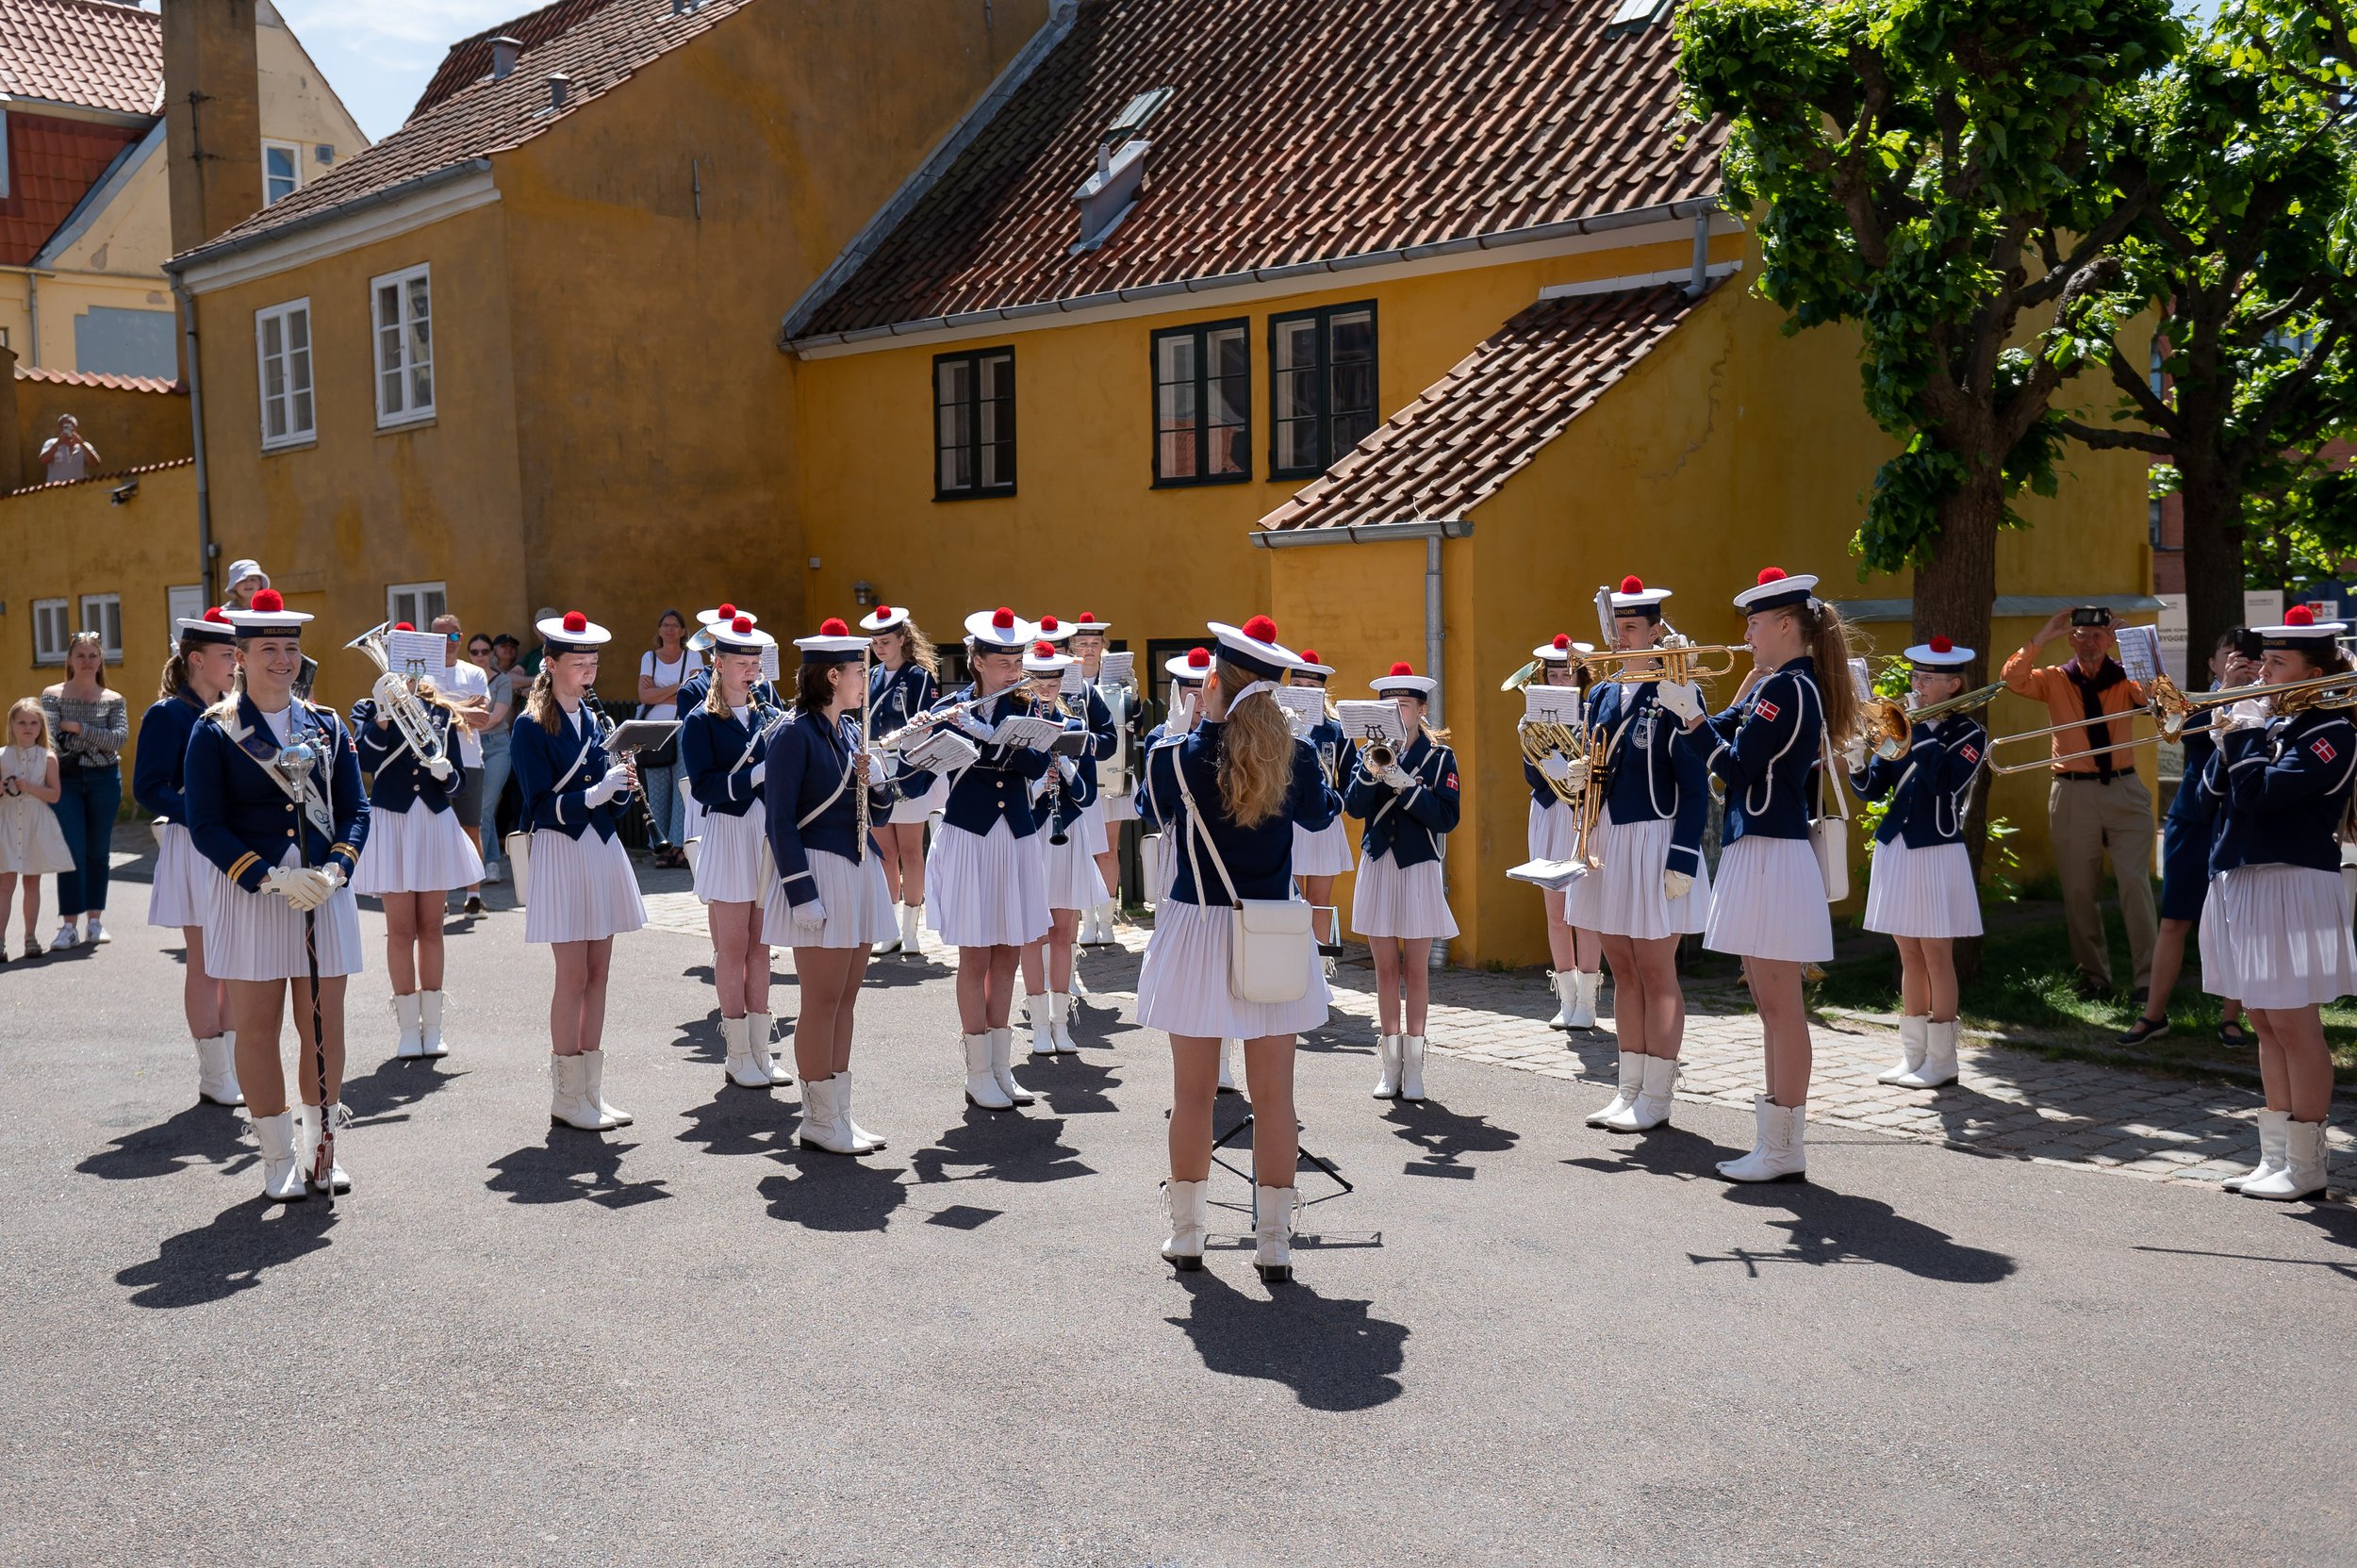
xmin=344 ymin=620 xmax=454 ymax=781
xmin=1517 ymin=718 xmax=1588 ymax=807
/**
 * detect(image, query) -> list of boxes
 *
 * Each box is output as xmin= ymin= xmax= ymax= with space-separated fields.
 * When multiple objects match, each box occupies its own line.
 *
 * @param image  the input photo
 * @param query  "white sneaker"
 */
xmin=85 ymin=917 xmax=109 ymax=946
xmin=51 ymin=924 xmax=78 ymax=950
xmin=483 ymin=862 xmax=506 ymax=885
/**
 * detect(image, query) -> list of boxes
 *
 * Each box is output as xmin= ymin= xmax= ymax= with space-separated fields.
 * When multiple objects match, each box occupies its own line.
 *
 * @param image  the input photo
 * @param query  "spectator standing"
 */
xmin=0 ymin=699 xmax=75 ymax=960
xmin=470 ymin=633 xmax=518 ymax=885
xmin=522 ymin=607 xmax=560 ymax=678
xmin=432 ymin=614 xmax=495 ymax=914
xmin=2002 ymin=606 xmax=2158 ymax=999
xmin=636 ymin=608 xmax=701 ymax=867
xmin=39 ymin=414 xmax=99 ymax=483
xmin=40 ymin=631 xmax=128 ymax=949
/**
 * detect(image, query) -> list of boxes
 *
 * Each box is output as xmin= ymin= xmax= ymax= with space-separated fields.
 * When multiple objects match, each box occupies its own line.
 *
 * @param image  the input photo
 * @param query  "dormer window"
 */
xmin=1070 ymin=88 xmax=1172 ymax=252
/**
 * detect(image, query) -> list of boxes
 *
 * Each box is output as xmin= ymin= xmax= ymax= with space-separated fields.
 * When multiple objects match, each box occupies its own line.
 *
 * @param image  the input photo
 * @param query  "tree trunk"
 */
xmin=2176 ymin=454 xmax=2245 ymax=679
xmin=1912 ymin=474 xmax=2009 ymax=984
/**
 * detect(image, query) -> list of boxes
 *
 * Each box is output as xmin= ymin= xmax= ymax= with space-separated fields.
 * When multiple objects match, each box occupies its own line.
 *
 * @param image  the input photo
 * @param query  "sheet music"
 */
xmin=2115 ymin=623 xmax=2162 ymax=686
xmin=1060 ymin=666 xmax=1089 ymax=698
xmin=759 ymin=642 xmax=781 ymax=685
xmin=1275 ymin=685 xmax=1327 ymax=734
xmin=1848 ymin=656 xmax=1874 ymax=704
xmin=1508 ymin=857 xmax=1590 ymax=892
xmin=1524 ymin=685 xmax=1582 ymax=724
xmin=900 ymin=728 xmax=980 ymax=775
xmin=385 ymin=629 xmax=444 ymax=676
xmin=1335 ymin=700 xmax=1409 ymax=749
xmin=986 ymin=714 xmax=1068 ymax=751
xmin=1096 ymin=651 xmax=1134 ymax=685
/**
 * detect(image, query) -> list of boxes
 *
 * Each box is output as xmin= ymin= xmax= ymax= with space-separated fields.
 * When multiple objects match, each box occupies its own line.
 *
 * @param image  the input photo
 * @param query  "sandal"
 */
xmin=2217 ymin=1019 xmax=2252 ymax=1048
xmin=2116 ymin=1016 xmax=2169 ymax=1047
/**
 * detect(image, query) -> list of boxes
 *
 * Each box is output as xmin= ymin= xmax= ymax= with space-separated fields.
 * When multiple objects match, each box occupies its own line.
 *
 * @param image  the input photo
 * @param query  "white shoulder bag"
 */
xmin=1173 ymin=756 xmax=1313 ymax=1004
xmin=1810 ymin=711 xmax=1850 ymax=904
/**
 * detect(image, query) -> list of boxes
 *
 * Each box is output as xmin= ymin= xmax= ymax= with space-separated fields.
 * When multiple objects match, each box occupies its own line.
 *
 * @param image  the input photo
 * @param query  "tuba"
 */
xmin=344 ymin=621 xmax=455 ymax=781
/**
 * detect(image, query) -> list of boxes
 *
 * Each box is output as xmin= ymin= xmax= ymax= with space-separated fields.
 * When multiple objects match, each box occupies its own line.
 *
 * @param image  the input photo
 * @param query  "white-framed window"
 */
xmin=255 ymin=298 xmax=315 ymax=448
xmin=263 ymin=139 xmax=301 ymax=205
xmin=371 ymin=264 xmax=434 ymax=427
xmin=387 ymin=582 xmax=447 ymax=630
xmin=79 ymin=594 xmax=124 ymax=663
xmin=32 ymin=599 xmax=70 ymax=665
xmin=166 ymin=585 xmax=205 ymax=648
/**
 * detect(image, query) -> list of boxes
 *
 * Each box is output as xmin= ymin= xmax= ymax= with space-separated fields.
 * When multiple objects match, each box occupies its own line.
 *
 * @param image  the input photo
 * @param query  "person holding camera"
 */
xmin=2003 ymin=606 xmax=2157 ymax=1000
xmin=38 ymin=414 xmax=99 ymax=483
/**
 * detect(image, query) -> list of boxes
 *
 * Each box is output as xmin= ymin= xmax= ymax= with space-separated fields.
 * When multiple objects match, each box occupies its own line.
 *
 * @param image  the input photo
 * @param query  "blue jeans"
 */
xmin=53 ymin=764 xmax=122 ymax=917
xmin=478 ymin=734 xmax=513 ymax=865
xmin=641 ymin=758 xmax=685 ymax=849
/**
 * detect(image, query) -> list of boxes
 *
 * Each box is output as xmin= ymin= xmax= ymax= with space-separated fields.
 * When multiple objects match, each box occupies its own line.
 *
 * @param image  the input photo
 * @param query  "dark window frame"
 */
xmin=932 ymin=344 xmax=1017 ymax=502
xmin=1267 ymin=299 xmax=1379 ymax=480
xmin=1149 ymin=317 xmax=1253 ymax=488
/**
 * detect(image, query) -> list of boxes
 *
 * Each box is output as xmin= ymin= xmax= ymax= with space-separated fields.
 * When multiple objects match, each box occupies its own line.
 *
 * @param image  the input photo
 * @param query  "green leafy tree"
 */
xmin=1676 ymin=0 xmax=2180 ymax=675
xmin=2061 ymin=0 xmax=2357 ymax=663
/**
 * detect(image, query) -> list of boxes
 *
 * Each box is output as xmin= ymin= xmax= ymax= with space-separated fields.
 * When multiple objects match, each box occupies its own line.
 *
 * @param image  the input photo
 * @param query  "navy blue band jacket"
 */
xmin=763 ymin=707 xmax=910 ymax=905
xmin=1675 ymin=656 xmax=1825 ymax=844
xmin=1147 ymin=721 xmax=1340 ymax=903
xmin=1847 ymin=712 xmax=1987 ymax=849
xmin=512 ymin=703 xmax=636 ymax=842
xmin=184 ymin=694 xmax=370 ymax=890
xmin=868 ymin=661 xmax=938 ymax=739
xmin=2167 ymin=711 xmax=2224 ymax=833
xmin=2200 ymin=706 xmax=2357 ymax=876
xmin=350 ymin=696 xmax=464 ymax=815
xmin=682 ymin=696 xmax=787 ymax=821
xmin=1578 ymin=681 xmax=1710 ymax=877
xmin=132 ymin=689 xmax=206 ymax=824
xmin=930 ymin=685 xmax=1053 ymax=838
xmin=1343 ymin=731 xmax=1460 ymax=868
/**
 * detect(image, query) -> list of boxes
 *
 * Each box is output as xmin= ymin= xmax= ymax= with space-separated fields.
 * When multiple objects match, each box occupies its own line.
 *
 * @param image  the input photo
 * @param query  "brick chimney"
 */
xmin=163 ymin=0 xmax=266 ymax=255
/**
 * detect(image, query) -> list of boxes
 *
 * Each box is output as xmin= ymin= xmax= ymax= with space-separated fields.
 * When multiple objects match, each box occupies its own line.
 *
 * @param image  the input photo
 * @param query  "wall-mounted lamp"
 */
xmin=110 ymin=479 xmax=139 ymax=505
xmin=851 ymin=580 xmax=878 ymax=607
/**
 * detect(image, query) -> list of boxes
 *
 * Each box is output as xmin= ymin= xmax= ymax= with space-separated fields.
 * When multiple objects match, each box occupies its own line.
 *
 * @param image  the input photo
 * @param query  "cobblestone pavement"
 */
xmin=645 ymin=884 xmax=2354 ymax=1195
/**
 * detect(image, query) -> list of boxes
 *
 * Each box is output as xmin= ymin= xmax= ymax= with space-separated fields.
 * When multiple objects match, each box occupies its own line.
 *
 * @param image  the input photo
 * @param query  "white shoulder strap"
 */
xmin=1171 ymin=751 xmax=1242 ymax=910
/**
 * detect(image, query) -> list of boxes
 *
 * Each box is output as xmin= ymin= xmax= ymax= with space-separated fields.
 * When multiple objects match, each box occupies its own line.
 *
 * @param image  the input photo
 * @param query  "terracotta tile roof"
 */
xmin=180 ymin=0 xmax=761 ymax=263
xmin=795 ymin=0 xmax=1722 ymax=338
xmin=0 ymin=0 xmax=162 ymax=117
xmin=0 ymin=107 xmax=144 ymax=265
xmin=1258 ymin=279 xmax=1711 ymax=535
xmin=3 ymin=454 xmax=191 ymax=501
xmin=15 ymin=364 xmax=183 ymax=393
xmin=410 ymin=0 xmax=625 ymax=121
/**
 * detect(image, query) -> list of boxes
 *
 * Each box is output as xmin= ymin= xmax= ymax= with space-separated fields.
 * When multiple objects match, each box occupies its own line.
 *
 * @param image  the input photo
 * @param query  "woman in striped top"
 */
xmin=41 ymin=631 xmax=128 ymax=949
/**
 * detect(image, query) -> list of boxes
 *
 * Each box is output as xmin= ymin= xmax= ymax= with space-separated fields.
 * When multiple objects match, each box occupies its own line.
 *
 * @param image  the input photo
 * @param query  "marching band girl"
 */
xmin=1846 ymin=636 xmax=1986 ymax=1091
xmin=1018 ymin=622 xmax=1114 ymax=1056
xmin=862 ymin=604 xmax=942 ymax=956
xmin=1135 ymin=649 xmax=1241 ymax=1089
xmin=133 ymin=609 xmax=240 ymax=1106
xmin=684 ymin=612 xmax=785 ymax=1092
xmin=1287 ymin=652 xmax=1352 ymax=976
xmin=1068 ymin=612 xmax=1128 ymax=945
xmin=1525 ymin=634 xmax=1606 ymax=1032
xmin=1663 ymin=568 xmax=1858 ymax=1183
xmin=1571 ymin=585 xmax=1710 ymax=1133
xmin=183 ymin=591 xmax=370 ymax=1202
xmin=926 ymin=607 xmax=1054 ymax=1111
xmin=513 ymin=611 xmax=647 ymax=1133
xmin=672 ymin=604 xmax=775 ymax=867
xmin=1346 ymin=662 xmax=1461 ymax=1103
xmin=1143 ymin=617 xmax=1339 ymax=1282
xmin=2197 ymin=606 xmax=2354 ymax=1202
xmin=764 ymin=619 xmax=910 ymax=1154
xmin=349 ymin=624 xmax=486 ymax=1062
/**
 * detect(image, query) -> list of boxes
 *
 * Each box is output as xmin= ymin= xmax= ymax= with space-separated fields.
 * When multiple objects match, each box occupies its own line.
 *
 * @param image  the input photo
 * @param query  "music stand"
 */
xmin=1211 ymin=1110 xmax=1351 ymax=1206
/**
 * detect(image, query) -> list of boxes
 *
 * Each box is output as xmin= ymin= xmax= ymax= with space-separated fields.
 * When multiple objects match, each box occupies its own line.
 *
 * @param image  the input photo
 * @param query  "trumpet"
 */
xmin=344 ymin=620 xmax=455 ymax=781
xmin=1576 ymin=637 xmax=1742 ymax=684
xmin=1861 ymin=679 xmax=2008 ymax=760
xmin=1988 ymin=668 xmax=2357 ymax=775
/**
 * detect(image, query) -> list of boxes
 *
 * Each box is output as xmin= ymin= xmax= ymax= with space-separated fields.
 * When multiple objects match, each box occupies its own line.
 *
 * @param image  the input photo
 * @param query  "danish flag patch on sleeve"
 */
xmin=1755 ymin=701 xmax=1780 ymax=722
xmin=2312 ymin=738 xmax=2338 ymax=764
xmin=1445 ymin=772 xmax=1459 ymax=790
xmin=1961 ymin=743 xmax=1981 ymax=763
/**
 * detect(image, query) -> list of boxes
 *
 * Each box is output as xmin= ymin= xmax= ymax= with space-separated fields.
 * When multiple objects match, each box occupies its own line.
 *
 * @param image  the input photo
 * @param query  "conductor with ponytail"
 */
xmin=1663 ymin=567 xmax=1858 ymax=1183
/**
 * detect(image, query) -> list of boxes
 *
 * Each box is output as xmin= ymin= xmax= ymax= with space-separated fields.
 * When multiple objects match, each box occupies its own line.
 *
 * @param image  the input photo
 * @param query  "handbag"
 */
xmin=1811 ymin=724 xmax=1850 ymax=903
xmin=1172 ymin=757 xmax=1312 ymax=1004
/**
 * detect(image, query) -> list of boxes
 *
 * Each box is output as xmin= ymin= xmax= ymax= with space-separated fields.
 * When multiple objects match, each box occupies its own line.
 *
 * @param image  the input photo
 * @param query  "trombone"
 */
xmin=1860 ymin=679 xmax=2009 ymax=760
xmin=1985 ymin=669 xmax=2357 ymax=776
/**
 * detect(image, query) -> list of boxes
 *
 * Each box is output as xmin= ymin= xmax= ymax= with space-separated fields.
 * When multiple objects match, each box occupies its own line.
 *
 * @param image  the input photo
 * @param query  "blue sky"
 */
xmin=272 ymin=1 xmax=526 ymax=141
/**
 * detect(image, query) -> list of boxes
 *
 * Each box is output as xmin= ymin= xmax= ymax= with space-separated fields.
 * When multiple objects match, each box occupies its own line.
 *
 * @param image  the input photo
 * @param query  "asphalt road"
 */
xmin=3 ymin=886 xmax=2352 ymax=1566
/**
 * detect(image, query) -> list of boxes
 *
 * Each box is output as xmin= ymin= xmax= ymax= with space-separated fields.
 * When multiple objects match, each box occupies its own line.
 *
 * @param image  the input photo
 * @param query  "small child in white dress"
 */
xmin=0 ymin=699 xmax=75 ymax=960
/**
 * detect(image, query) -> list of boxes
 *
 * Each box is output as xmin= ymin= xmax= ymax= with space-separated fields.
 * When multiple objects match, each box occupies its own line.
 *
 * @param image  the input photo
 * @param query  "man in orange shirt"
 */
xmin=2002 ymin=606 xmax=2157 ymax=999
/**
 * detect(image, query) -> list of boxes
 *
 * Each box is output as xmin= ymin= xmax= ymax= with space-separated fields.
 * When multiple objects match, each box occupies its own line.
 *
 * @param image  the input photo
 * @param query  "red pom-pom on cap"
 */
xmin=561 ymin=611 xmax=588 ymax=634
xmin=251 ymin=588 xmax=285 ymax=613
xmin=1039 ymin=615 xmax=1061 ymax=633
xmin=745 ymin=616 xmax=766 ymax=635
xmin=1299 ymin=649 xmax=1319 ymax=664
xmin=1078 ymin=612 xmax=1098 ymax=624
xmin=1032 ymin=641 xmax=1056 ymax=658
xmin=2286 ymin=604 xmax=2317 ymax=626
xmin=1242 ymin=614 xmax=1278 ymax=643
xmin=203 ymin=607 xmax=231 ymax=625
xmin=1185 ymin=647 xmax=1211 ymax=669
xmin=876 ymin=604 xmax=892 ymax=617
xmin=992 ymin=606 xmax=1015 ymax=630
xmin=1620 ymin=575 xmax=1644 ymax=594
xmin=1929 ymin=635 xmax=1953 ymax=653
xmin=1755 ymin=567 xmax=1788 ymax=586
xmin=1389 ymin=661 xmax=1415 ymax=677
xmin=717 ymin=602 xmax=736 ymax=619
xmin=392 ymin=621 xmax=415 ymax=633
xmin=1553 ymin=634 xmax=1572 ymax=651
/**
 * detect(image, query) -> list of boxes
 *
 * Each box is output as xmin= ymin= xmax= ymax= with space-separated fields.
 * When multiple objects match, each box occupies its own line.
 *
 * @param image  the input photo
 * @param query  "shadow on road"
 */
xmin=1381 ymin=1099 xmax=1519 ymax=1178
xmin=340 ymin=1053 xmax=466 ymax=1126
xmin=1691 ymin=1183 xmax=2018 ymax=1284
xmin=116 ymin=1198 xmax=336 ymax=1309
xmin=77 ymin=1104 xmax=254 ymax=1182
xmin=758 ymin=1155 xmax=907 ymax=1231
xmin=670 ymin=1009 xmax=730 ymax=1067
xmin=1167 ymin=1270 xmax=1408 ymax=1411
xmin=485 ymin=1131 xmax=671 ymax=1210
xmin=674 ymin=1086 xmax=801 ymax=1160
xmin=909 ymin=1107 xmax=1095 ymax=1187
xmin=1027 ymin=1051 xmax=1125 ymax=1116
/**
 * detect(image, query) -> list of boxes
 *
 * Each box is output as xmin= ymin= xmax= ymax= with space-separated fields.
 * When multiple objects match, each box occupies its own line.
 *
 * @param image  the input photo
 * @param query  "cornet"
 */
xmin=345 ymin=620 xmax=454 ymax=781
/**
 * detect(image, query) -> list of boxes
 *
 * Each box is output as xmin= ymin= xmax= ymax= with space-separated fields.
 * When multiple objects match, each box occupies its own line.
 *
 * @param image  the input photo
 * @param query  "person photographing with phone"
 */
xmin=2003 ymin=605 xmax=2157 ymax=1001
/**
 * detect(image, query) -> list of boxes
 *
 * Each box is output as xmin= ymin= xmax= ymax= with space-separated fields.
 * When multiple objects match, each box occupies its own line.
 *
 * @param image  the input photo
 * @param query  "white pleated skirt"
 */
xmin=523 ymin=829 xmax=646 ymax=945
xmin=1568 ymin=814 xmax=1710 ymax=940
xmin=1038 ymin=821 xmax=1110 ymax=911
xmin=1705 ymin=834 xmax=1833 ymax=962
xmin=764 ymin=846 xmax=898 ymax=949
xmin=1351 ymin=848 xmax=1459 ymax=940
xmin=203 ymin=845 xmax=364 ymax=982
xmin=1137 ymin=898 xmax=1332 ymax=1038
xmin=928 ymin=818 xmax=1050 ymax=949
xmin=2199 ymin=864 xmax=2357 ymax=1009
xmin=350 ymin=801 xmax=484 ymax=897
xmin=1863 ymin=836 xmax=1983 ymax=938
xmin=1527 ymin=799 xmax=1577 ymax=863
xmin=888 ymin=772 xmax=949 ymax=826
xmin=1073 ymin=798 xmax=1112 ymax=856
xmin=147 ymin=822 xmax=222 ymax=929
xmin=694 ymin=802 xmax=775 ymax=906
xmin=1293 ymin=819 xmax=1355 ymax=877
xmin=1102 ymin=791 xmax=1138 ymax=825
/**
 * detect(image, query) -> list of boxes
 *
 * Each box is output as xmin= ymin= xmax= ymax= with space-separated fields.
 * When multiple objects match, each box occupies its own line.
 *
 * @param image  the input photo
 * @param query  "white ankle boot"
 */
xmin=1253 ymin=1185 xmax=1297 ymax=1282
xmin=748 ymin=1012 xmax=784 ymax=1084
xmin=1027 ymin=993 xmax=1058 ymax=1057
xmin=723 ymin=1015 xmax=772 ymax=1089
xmin=990 ymin=1026 xmax=1034 ymax=1105
xmin=1097 ymin=900 xmax=1121 ymax=944
xmin=964 ymin=1032 xmax=1014 ymax=1110
xmin=1217 ymin=1037 xmax=1240 ymax=1094
xmin=392 ymin=993 xmax=423 ymax=1059
xmin=1162 ymin=1179 xmax=1209 ymax=1270
xmin=2226 ymin=1109 xmax=2291 ymax=1194
xmin=1050 ymin=991 xmax=1081 ymax=1053
xmin=1588 ymin=1052 xmax=1642 ymax=1128
xmin=551 ymin=1054 xmax=615 ymax=1131
xmin=1371 ymin=1034 xmax=1401 ymax=1099
xmin=1567 ymin=971 xmax=1598 ymax=1031
xmin=293 ymin=1102 xmax=350 ymax=1193
xmin=584 ymin=1049 xmax=630 ymax=1126
xmin=1399 ymin=1034 xmax=1428 ymax=1100
xmin=1547 ymin=971 xmax=1577 ymax=1031
xmin=836 ymin=1069 xmax=885 ymax=1152
xmin=254 ymin=1110 xmax=305 ymax=1202
xmin=194 ymin=1033 xmax=243 ymax=1107
xmin=1895 ymin=1019 xmax=1959 ymax=1089
xmin=901 ymin=903 xmax=925 ymax=956
xmin=1878 ymin=1015 xmax=1928 ymax=1084
xmin=797 ymin=1077 xmax=862 ymax=1154
xmin=2244 ymin=1119 xmax=2331 ymax=1201
xmin=419 ymin=991 xmax=450 ymax=1059
xmin=1717 ymin=1096 xmax=1807 ymax=1182
xmin=1607 ymin=1054 xmax=1678 ymax=1132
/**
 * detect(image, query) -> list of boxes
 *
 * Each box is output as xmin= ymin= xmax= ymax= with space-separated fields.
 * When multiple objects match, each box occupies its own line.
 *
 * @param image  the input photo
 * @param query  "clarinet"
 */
xmin=582 ymin=686 xmax=666 ymax=845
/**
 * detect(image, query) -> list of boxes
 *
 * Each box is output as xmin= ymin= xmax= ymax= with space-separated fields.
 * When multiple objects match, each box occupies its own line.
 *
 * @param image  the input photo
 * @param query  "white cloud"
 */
xmin=268 ymin=1 xmax=528 ymax=140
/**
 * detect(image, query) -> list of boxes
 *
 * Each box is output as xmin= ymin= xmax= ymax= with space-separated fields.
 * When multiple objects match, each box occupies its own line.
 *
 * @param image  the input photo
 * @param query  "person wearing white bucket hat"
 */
xmin=684 ymin=610 xmax=788 ymax=1094
xmin=1345 ymin=661 xmax=1460 ymax=1104
xmin=862 ymin=603 xmax=945 ymax=955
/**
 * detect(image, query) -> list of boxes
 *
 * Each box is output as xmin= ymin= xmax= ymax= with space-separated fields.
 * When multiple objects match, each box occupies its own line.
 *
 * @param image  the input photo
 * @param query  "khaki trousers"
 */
xmin=2047 ymin=772 xmax=2157 ymax=991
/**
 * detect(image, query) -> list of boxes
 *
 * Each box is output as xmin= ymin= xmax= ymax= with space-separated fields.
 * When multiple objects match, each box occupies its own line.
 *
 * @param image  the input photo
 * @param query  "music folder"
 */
xmin=603 ymin=718 xmax=682 ymax=755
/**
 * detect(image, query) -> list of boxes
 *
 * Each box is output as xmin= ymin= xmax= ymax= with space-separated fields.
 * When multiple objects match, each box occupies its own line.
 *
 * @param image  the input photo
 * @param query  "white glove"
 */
xmin=260 ymin=866 xmax=303 ymax=904
xmin=2224 ymin=699 xmax=2271 ymax=733
xmin=427 ymin=754 xmax=455 ymax=782
xmin=1565 ymin=757 xmax=1590 ymax=791
xmin=1663 ymin=869 xmax=1693 ymax=901
xmin=1656 ymin=680 xmax=1704 ymax=724
xmin=749 ymin=762 xmax=767 ymax=788
xmin=278 ymin=867 xmax=338 ymax=912
xmin=1381 ymin=764 xmax=1412 ymax=791
xmin=862 ymin=751 xmax=894 ymax=786
xmin=1540 ymin=755 xmax=1572 ymax=781
xmin=1842 ymin=737 xmax=1869 ymax=771
xmin=958 ymin=713 xmax=997 ymax=741
xmin=584 ymin=762 xmax=632 ymax=806
xmin=1057 ymin=756 xmax=1080 ymax=784
xmin=792 ymin=898 xmax=828 ymax=934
